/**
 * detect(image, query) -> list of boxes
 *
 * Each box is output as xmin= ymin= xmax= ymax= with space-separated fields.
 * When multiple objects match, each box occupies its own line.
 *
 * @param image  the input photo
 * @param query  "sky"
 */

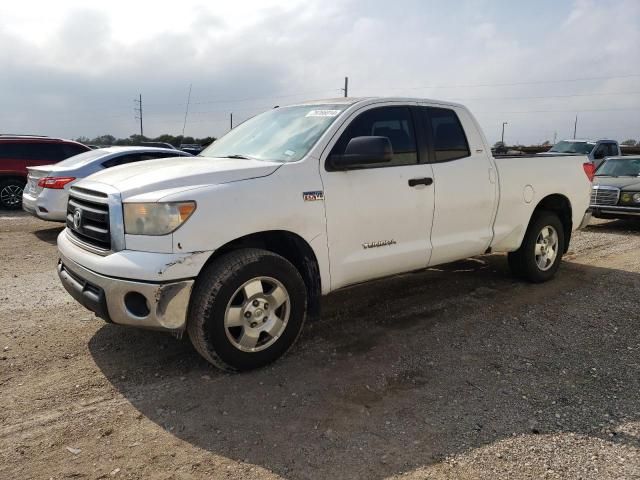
xmin=0 ymin=0 xmax=639 ymax=145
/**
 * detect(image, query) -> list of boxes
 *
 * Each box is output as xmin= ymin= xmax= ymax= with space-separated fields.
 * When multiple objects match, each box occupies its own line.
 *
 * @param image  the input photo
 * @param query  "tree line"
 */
xmin=74 ymin=134 xmax=217 ymax=148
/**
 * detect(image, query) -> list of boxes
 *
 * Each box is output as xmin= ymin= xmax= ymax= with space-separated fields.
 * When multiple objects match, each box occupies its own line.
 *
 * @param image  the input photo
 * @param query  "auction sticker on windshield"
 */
xmin=305 ymin=110 xmax=341 ymax=117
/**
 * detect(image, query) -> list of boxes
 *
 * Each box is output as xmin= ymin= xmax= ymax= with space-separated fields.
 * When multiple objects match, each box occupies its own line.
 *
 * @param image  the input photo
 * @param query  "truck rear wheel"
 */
xmin=187 ymin=248 xmax=307 ymax=372
xmin=508 ymin=211 xmax=565 ymax=283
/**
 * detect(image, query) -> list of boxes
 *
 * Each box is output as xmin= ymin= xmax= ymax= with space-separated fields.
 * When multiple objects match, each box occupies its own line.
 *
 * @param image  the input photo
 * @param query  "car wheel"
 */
xmin=0 ymin=179 xmax=26 ymax=210
xmin=508 ymin=211 xmax=565 ymax=283
xmin=187 ymin=248 xmax=307 ymax=372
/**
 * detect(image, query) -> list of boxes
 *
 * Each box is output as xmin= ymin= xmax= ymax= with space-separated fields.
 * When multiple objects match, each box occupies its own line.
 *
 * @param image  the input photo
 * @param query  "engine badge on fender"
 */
xmin=303 ymin=191 xmax=324 ymax=202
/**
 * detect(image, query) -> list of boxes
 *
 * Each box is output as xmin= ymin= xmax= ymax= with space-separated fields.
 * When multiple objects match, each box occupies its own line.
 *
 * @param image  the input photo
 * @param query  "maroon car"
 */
xmin=0 ymin=135 xmax=90 ymax=209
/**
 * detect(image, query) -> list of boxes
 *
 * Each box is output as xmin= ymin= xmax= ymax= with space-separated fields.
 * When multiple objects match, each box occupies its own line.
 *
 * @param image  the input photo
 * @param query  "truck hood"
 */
xmin=79 ymin=156 xmax=282 ymax=197
xmin=594 ymin=176 xmax=640 ymax=191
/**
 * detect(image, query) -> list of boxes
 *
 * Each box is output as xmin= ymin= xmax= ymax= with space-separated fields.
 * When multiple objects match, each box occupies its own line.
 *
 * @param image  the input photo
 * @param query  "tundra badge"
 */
xmin=362 ymin=240 xmax=397 ymax=249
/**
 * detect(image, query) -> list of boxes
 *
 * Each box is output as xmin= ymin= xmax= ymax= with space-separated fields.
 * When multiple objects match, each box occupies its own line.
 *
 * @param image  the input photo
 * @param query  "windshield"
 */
xmin=596 ymin=157 xmax=640 ymax=177
xmin=200 ymin=104 xmax=346 ymax=162
xmin=54 ymin=149 xmax=109 ymax=168
xmin=548 ymin=141 xmax=596 ymax=154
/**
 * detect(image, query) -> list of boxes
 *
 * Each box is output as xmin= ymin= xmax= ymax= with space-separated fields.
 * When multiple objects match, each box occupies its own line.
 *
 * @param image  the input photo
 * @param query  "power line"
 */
xmin=56 ymin=88 xmax=640 ymax=120
xmin=144 ymin=73 xmax=640 ymax=107
xmin=452 ymin=91 xmax=640 ymax=102
xmin=475 ymin=107 xmax=640 ymax=114
xmin=143 ymin=89 xmax=337 ymax=107
xmin=397 ymin=73 xmax=640 ymax=91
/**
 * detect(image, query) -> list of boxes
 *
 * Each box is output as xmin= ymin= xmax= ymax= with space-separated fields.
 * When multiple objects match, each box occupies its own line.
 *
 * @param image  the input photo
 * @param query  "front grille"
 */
xmin=66 ymin=189 xmax=111 ymax=251
xmin=590 ymin=186 xmax=620 ymax=206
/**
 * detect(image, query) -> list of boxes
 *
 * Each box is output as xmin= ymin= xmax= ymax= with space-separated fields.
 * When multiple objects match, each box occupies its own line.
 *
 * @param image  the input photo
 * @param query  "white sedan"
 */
xmin=22 ymin=146 xmax=192 ymax=222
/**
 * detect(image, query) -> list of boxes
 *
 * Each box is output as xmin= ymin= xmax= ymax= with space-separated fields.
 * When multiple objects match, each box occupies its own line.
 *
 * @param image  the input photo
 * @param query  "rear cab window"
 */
xmin=421 ymin=107 xmax=471 ymax=162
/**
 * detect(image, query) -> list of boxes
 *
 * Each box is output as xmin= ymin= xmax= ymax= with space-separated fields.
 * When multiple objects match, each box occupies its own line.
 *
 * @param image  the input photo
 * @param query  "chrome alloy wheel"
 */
xmin=534 ymin=225 xmax=559 ymax=271
xmin=1 ymin=184 xmax=23 ymax=207
xmin=224 ymin=276 xmax=290 ymax=352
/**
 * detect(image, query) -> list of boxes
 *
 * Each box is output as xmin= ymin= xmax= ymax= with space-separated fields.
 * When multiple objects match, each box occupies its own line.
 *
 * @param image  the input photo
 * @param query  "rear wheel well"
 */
xmin=533 ymin=194 xmax=572 ymax=253
xmin=201 ymin=231 xmax=322 ymax=318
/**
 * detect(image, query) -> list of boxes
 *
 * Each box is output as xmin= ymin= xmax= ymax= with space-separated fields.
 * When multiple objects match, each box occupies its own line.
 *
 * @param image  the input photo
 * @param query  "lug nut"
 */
xmin=250 ymin=322 xmax=258 ymax=328
xmin=264 ymin=303 xmax=269 ymax=309
xmin=244 ymin=312 xmax=251 ymax=318
xmin=252 ymin=300 xmax=260 ymax=307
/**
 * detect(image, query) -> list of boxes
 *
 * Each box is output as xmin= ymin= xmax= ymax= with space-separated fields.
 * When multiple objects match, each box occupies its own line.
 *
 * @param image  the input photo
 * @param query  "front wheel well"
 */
xmin=199 ymin=231 xmax=322 ymax=318
xmin=533 ymin=194 xmax=572 ymax=253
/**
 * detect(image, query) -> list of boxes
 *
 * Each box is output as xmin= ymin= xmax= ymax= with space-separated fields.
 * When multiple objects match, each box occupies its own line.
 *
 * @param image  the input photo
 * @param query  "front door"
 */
xmin=320 ymin=104 xmax=435 ymax=291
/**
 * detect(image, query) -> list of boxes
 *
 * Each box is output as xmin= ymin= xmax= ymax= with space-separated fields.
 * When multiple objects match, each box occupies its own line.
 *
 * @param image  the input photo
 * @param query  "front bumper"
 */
xmin=58 ymin=251 xmax=194 ymax=331
xmin=589 ymin=205 xmax=640 ymax=218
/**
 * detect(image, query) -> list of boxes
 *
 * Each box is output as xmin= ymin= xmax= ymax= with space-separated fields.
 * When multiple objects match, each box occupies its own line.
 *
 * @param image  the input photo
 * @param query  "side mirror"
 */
xmin=594 ymin=150 xmax=605 ymax=160
xmin=329 ymin=136 xmax=393 ymax=170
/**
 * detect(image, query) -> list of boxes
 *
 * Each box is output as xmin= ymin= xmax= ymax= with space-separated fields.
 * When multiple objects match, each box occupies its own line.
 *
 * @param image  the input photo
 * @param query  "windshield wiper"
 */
xmin=220 ymin=154 xmax=255 ymax=160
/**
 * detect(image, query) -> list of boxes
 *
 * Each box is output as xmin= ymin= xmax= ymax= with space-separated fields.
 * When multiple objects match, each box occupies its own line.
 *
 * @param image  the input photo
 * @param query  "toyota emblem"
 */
xmin=73 ymin=209 xmax=82 ymax=229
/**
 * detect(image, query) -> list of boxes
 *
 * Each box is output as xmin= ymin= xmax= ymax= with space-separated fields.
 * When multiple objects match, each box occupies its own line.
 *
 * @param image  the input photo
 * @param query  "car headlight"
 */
xmin=123 ymin=202 xmax=196 ymax=235
xmin=633 ymin=193 xmax=640 ymax=204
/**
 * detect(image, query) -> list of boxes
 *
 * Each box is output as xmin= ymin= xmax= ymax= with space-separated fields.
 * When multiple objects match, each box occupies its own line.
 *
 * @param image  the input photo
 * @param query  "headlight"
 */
xmin=124 ymin=202 xmax=196 ymax=235
xmin=633 ymin=193 xmax=640 ymax=204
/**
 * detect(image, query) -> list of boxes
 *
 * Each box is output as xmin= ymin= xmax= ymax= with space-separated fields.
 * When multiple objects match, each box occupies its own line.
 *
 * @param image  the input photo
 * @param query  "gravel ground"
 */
xmin=1 ymin=211 xmax=640 ymax=479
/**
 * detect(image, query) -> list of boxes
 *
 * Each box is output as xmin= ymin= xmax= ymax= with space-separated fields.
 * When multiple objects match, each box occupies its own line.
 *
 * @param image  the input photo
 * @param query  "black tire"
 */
xmin=187 ymin=248 xmax=307 ymax=372
xmin=507 ymin=210 xmax=565 ymax=283
xmin=0 ymin=179 xmax=25 ymax=210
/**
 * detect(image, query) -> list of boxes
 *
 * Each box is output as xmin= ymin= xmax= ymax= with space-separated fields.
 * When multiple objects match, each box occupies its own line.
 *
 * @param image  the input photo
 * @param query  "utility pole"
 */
xmin=501 ymin=121 xmax=508 ymax=144
xmin=573 ymin=114 xmax=578 ymax=139
xmin=553 ymin=131 xmax=557 ymax=144
xmin=134 ymin=94 xmax=143 ymax=137
xmin=230 ymin=113 xmax=233 ymax=130
xmin=341 ymin=77 xmax=349 ymax=97
xmin=182 ymin=83 xmax=192 ymax=137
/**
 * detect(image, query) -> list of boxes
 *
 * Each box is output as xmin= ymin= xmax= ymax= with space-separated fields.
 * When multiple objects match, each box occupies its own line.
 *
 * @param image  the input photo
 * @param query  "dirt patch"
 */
xmin=1 ymin=212 xmax=639 ymax=479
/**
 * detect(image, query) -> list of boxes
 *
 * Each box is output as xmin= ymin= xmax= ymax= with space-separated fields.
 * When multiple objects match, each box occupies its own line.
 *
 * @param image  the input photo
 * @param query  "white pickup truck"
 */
xmin=57 ymin=97 xmax=593 ymax=371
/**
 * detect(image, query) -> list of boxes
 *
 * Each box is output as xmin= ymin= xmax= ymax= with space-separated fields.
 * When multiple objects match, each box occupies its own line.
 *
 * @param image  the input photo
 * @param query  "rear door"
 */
xmin=417 ymin=105 xmax=498 ymax=266
xmin=0 ymin=142 xmax=31 ymax=176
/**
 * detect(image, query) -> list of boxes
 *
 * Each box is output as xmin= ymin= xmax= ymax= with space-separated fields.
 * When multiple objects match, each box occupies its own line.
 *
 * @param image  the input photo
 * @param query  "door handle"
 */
xmin=408 ymin=177 xmax=433 ymax=187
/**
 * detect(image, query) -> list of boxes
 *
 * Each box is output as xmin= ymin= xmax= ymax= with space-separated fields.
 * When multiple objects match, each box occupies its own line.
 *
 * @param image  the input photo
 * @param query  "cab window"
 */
xmin=329 ymin=106 xmax=418 ymax=168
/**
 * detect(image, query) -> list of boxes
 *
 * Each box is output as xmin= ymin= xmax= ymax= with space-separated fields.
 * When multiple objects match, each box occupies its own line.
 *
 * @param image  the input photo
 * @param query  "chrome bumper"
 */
xmin=589 ymin=205 xmax=640 ymax=217
xmin=58 ymin=251 xmax=194 ymax=331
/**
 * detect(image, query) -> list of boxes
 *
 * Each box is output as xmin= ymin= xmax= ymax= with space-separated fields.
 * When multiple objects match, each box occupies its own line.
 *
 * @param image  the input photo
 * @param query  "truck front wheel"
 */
xmin=187 ymin=248 xmax=307 ymax=372
xmin=508 ymin=211 xmax=565 ymax=283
